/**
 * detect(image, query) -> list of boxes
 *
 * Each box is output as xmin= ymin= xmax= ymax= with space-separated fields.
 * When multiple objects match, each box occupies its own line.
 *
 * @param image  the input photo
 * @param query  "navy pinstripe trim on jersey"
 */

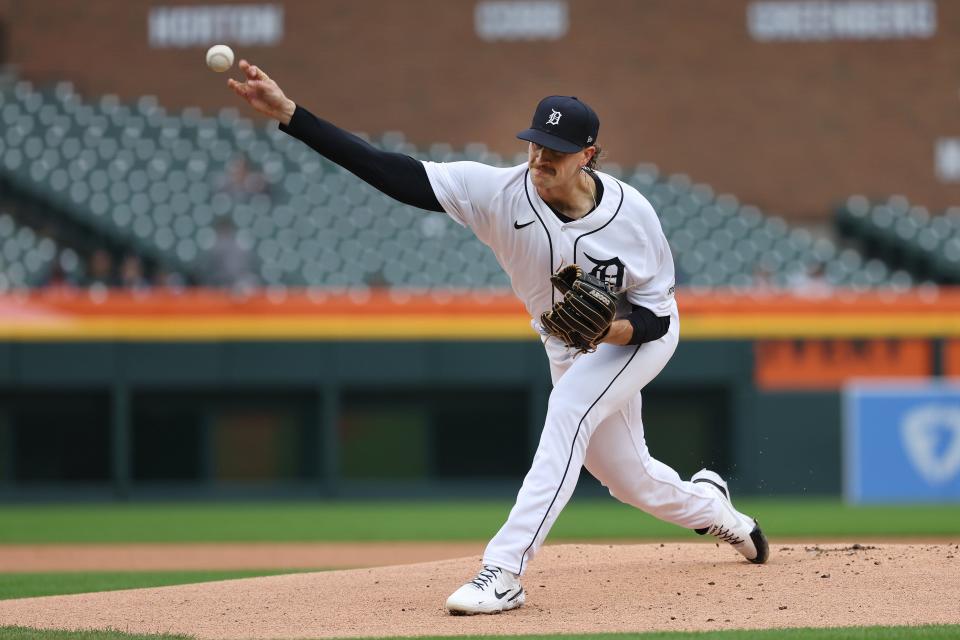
xmin=523 ymin=169 xmax=556 ymax=305
xmin=572 ymin=178 xmax=625 ymax=265
xmin=518 ymin=343 xmax=642 ymax=574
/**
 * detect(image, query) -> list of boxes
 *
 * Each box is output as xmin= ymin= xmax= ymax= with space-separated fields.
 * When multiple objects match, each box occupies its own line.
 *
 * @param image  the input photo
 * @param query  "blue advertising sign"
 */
xmin=844 ymin=382 xmax=960 ymax=503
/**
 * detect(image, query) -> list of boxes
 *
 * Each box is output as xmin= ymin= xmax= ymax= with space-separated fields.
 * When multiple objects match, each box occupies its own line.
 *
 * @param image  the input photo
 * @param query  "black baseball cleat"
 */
xmin=692 ymin=469 xmax=769 ymax=564
xmin=747 ymin=522 xmax=770 ymax=564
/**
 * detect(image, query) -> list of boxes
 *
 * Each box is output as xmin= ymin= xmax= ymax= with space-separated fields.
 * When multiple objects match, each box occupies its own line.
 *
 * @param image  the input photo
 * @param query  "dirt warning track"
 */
xmin=0 ymin=541 xmax=486 ymax=571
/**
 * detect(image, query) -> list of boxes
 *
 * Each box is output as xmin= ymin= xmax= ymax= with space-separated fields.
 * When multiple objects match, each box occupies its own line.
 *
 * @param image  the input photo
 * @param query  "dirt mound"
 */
xmin=0 ymin=542 xmax=956 ymax=639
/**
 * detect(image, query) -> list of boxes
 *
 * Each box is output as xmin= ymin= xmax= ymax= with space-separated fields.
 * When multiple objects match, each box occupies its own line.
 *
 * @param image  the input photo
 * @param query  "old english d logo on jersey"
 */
xmin=584 ymin=253 xmax=625 ymax=289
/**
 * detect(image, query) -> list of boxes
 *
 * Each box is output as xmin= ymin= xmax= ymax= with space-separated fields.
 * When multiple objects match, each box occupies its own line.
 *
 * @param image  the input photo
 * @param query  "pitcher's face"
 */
xmin=527 ymin=142 xmax=594 ymax=190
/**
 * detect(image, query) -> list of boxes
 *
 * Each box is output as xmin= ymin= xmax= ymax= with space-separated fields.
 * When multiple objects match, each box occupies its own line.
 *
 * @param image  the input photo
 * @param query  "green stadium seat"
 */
xmin=0 ymin=79 xmax=897 ymax=291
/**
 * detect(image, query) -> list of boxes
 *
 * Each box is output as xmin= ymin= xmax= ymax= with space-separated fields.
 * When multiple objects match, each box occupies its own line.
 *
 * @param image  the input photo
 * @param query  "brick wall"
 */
xmin=6 ymin=0 xmax=960 ymax=220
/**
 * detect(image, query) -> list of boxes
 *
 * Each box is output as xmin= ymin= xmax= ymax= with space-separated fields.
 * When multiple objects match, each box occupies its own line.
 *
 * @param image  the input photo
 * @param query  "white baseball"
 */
xmin=205 ymin=45 xmax=234 ymax=73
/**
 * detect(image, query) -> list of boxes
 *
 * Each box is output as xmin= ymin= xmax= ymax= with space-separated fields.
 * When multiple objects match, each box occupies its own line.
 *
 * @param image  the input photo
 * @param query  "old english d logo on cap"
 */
xmin=517 ymin=96 xmax=600 ymax=154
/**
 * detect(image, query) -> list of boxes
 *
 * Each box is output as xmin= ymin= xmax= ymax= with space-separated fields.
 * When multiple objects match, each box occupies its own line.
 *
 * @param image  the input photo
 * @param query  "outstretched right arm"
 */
xmin=228 ymin=60 xmax=443 ymax=213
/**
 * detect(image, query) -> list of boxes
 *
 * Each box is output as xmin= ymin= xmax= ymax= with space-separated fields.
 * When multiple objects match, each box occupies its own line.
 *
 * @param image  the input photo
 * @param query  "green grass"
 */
xmin=0 ymin=630 xmax=192 ymax=640
xmin=0 ymin=502 xmax=952 ymax=640
xmin=0 ymin=625 xmax=958 ymax=639
xmin=0 ymin=569 xmax=312 ymax=600
xmin=396 ymin=630 xmax=960 ymax=640
xmin=0 ymin=499 xmax=956 ymax=543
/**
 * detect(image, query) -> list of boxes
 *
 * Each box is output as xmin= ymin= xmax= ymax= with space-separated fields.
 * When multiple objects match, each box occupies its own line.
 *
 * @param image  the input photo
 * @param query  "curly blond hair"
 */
xmin=585 ymin=143 xmax=603 ymax=171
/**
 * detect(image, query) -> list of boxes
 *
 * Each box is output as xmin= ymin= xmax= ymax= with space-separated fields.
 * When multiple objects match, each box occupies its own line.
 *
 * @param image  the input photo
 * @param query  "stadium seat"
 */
xmin=0 ymin=79 xmax=891 ymax=291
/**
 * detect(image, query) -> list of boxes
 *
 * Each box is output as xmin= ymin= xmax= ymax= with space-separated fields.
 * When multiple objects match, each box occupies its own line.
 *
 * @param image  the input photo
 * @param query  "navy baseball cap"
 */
xmin=517 ymin=95 xmax=600 ymax=153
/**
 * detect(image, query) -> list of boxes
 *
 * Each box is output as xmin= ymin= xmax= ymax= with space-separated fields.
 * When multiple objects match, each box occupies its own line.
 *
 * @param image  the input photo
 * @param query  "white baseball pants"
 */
xmin=482 ymin=313 xmax=728 ymax=575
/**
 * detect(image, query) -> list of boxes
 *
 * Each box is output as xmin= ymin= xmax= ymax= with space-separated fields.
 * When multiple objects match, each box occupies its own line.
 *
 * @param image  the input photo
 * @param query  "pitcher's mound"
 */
xmin=0 ymin=543 xmax=956 ymax=639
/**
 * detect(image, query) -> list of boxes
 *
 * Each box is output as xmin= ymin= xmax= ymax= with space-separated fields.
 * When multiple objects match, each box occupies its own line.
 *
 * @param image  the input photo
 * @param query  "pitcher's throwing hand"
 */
xmin=227 ymin=60 xmax=295 ymax=125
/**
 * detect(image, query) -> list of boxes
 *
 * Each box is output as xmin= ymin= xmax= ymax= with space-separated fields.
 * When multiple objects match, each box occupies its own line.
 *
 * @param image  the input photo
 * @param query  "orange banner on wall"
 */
xmin=755 ymin=339 xmax=933 ymax=390
xmin=1 ymin=288 xmax=960 ymax=341
xmin=944 ymin=340 xmax=960 ymax=377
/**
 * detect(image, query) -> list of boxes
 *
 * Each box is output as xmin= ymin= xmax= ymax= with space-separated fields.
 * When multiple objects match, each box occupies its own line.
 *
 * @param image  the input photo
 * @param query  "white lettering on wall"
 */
xmin=936 ymin=138 xmax=960 ymax=183
xmin=748 ymin=1 xmax=936 ymax=41
xmin=149 ymin=4 xmax=284 ymax=48
xmin=475 ymin=1 xmax=568 ymax=42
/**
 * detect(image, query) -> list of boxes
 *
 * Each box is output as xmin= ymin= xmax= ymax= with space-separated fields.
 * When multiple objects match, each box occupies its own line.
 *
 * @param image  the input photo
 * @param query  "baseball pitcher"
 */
xmin=228 ymin=59 xmax=768 ymax=616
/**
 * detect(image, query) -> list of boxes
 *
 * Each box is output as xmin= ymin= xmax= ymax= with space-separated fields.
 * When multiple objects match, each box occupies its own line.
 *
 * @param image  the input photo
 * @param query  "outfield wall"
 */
xmin=0 ymin=338 xmax=815 ymax=499
xmin=1 ymin=289 xmax=956 ymax=500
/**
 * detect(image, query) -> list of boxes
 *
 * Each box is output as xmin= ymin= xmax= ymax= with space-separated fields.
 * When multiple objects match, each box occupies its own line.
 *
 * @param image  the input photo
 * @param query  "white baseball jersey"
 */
xmin=423 ymin=160 xmax=737 ymax=577
xmin=422 ymin=162 xmax=677 ymax=324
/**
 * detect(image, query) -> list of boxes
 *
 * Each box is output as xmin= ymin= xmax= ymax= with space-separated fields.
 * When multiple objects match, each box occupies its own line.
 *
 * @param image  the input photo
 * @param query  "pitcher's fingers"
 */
xmin=250 ymin=65 xmax=270 ymax=82
xmin=228 ymin=79 xmax=250 ymax=98
xmin=248 ymin=79 xmax=272 ymax=92
xmin=239 ymin=59 xmax=251 ymax=72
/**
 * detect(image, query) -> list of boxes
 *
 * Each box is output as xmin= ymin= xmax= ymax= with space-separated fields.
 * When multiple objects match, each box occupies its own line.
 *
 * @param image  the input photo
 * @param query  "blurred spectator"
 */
xmin=199 ymin=219 xmax=258 ymax=289
xmin=365 ymin=269 xmax=388 ymax=288
xmin=85 ymin=249 xmax=117 ymax=288
xmin=218 ymin=153 xmax=266 ymax=200
xmin=38 ymin=247 xmax=80 ymax=289
xmin=789 ymin=263 xmax=832 ymax=297
xmin=752 ymin=264 xmax=774 ymax=293
xmin=39 ymin=262 xmax=73 ymax=289
xmin=119 ymin=254 xmax=149 ymax=290
xmin=156 ymin=268 xmax=187 ymax=291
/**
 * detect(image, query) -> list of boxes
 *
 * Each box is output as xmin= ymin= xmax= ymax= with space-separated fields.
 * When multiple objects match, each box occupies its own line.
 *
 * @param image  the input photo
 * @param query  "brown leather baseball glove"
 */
xmin=540 ymin=264 xmax=618 ymax=353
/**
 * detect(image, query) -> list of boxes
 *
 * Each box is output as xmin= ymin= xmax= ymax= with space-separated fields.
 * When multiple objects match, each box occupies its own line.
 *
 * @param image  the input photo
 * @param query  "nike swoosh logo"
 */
xmin=514 ymin=220 xmax=535 ymax=229
xmin=494 ymin=588 xmax=512 ymax=599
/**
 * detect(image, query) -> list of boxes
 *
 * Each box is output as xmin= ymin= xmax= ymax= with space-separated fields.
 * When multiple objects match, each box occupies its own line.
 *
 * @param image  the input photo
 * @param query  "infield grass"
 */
xmin=0 ymin=499 xmax=956 ymax=543
xmin=1 ymin=624 xmax=959 ymax=639
xmin=0 ymin=569 xmax=313 ymax=600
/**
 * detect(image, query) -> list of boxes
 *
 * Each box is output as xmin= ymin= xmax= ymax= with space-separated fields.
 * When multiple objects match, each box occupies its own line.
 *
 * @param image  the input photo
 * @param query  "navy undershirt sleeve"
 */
xmin=627 ymin=305 xmax=670 ymax=344
xmin=279 ymin=105 xmax=444 ymax=213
